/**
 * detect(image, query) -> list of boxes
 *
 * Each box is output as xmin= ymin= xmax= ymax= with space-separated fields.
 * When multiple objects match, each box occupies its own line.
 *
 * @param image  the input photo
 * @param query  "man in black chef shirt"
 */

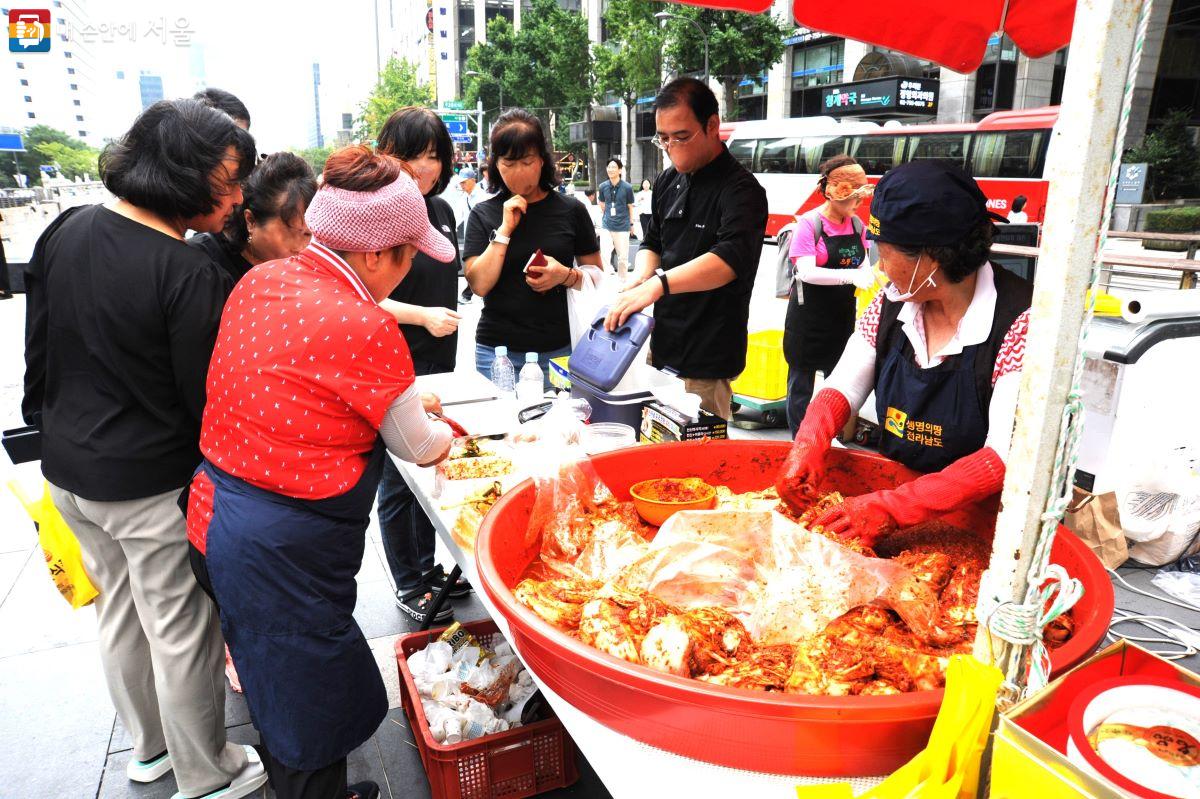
xmin=605 ymin=77 xmax=767 ymax=420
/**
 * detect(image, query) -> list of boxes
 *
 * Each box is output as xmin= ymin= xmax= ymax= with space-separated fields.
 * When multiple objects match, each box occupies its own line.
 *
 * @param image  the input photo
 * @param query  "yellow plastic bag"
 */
xmin=797 ymin=655 xmax=1003 ymax=799
xmin=854 ymin=269 xmax=886 ymax=319
xmin=8 ymin=480 xmax=99 ymax=609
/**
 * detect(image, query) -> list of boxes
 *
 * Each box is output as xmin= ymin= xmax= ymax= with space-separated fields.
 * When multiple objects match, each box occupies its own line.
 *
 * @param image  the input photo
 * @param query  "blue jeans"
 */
xmin=376 ymin=358 xmax=450 ymax=595
xmin=474 ymin=342 xmax=571 ymax=393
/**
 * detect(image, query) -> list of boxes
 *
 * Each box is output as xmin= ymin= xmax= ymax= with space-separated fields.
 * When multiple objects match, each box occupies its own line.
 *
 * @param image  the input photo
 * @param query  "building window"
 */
xmin=973 ymin=35 xmax=1019 ymax=115
xmin=67 ymin=67 xmax=75 ymax=75
xmin=70 ymin=83 xmax=78 ymax=90
xmin=75 ymin=114 xmax=84 ymax=121
xmin=78 ymin=130 xmax=87 ymax=137
xmin=1050 ymin=48 xmax=1068 ymax=105
xmin=20 ymin=79 xmax=28 ymax=86
xmin=27 ymin=112 xmax=36 ymax=119
xmin=116 ymin=70 xmax=125 ymax=79
xmin=790 ymin=39 xmax=845 ymax=117
xmin=73 ymin=99 xmax=81 ymax=106
xmin=24 ymin=95 xmax=32 ymax=102
xmin=16 ymin=62 xmax=24 ymax=69
xmin=64 ymin=50 xmax=73 ymax=58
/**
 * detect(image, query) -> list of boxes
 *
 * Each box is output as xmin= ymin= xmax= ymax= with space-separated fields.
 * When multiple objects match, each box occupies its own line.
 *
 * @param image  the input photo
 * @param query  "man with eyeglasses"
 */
xmin=605 ymin=77 xmax=767 ymax=420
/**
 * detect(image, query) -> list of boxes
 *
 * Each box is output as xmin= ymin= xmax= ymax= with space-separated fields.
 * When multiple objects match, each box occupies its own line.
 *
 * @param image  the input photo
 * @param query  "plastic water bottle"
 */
xmin=517 ymin=352 xmax=544 ymax=405
xmin=491 ymin=345 xmax=515 ymax=398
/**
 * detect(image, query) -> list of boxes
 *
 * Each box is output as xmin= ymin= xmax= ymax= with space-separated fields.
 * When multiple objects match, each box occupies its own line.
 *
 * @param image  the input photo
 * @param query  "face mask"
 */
xmin=883 ymin=253 xmax=937 ymax=303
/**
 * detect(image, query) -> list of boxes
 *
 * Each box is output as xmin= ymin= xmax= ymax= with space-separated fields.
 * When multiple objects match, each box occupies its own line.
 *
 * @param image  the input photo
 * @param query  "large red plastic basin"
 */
xmin=476 ymin=441 xmax=1114 ymax=776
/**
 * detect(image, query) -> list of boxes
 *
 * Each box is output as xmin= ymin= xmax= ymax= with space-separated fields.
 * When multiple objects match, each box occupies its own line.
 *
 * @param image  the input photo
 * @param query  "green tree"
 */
xmin=661 ymin=8 xmax=787 ymax=119
xmin=1125 ymin=108 xmax=1200 ymax=200
xmin=7 ymin=125 xmax=96 ymax=186
xmin=291 ymin=145 xmax=335 ymax=178
xmin=356 ymin=57 xmax=434 ymax=143
xmin=596 ymin=0 xmax=664 ymax=169
xmin=34 ymin=141 xmax=99 ymax=180
xmin=464 ymin=0 xmax=596 ymax=179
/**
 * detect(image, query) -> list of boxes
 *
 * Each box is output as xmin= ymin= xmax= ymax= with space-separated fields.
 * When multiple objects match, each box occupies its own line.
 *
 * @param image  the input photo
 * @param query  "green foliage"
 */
xmin=356 ymin=58 xmax=434 ymax=144
xmin=595 ymin=0 xmax=664 ymax=164
xmin=464 ymin=0 xmax=595 ymax=130
xmin=661 ymin=7 xmax=787 ymax=114
xmin=6 ymin=125 xmax=98 ymax=186
xmin=291 ymin=145 xmax=335 ymax=178
xmin=1143 ymin=206 xmax=1200 ymax=252
xmin=1125 ymin=109 xmax=1200 ymax=201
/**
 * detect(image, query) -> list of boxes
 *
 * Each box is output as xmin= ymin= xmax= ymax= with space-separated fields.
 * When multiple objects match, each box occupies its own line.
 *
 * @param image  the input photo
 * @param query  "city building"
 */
xmin=138 ymin=71 xmax=164 ymax=109
xmin=310 ymin=62 xmax=325 ymax=149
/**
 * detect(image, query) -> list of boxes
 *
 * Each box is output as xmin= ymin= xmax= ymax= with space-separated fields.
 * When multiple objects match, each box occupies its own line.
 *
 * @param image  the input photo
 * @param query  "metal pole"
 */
xmin=972 ymin=0 xmax=1144 ymax=686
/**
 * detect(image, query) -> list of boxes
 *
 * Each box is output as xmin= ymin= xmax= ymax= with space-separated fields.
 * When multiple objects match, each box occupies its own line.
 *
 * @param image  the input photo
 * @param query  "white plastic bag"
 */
xmin=1119 ymin=447 xmax=1200 ymax=566
xmin=1151 ymin=570 xmax=1200 ymax=607
xmin=567 ymin=264 xmax=608 ymax=349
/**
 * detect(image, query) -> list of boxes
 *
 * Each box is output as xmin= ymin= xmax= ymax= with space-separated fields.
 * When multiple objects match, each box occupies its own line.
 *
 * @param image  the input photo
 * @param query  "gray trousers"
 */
xmin=49 ymin=483 xmax=248 ymax=797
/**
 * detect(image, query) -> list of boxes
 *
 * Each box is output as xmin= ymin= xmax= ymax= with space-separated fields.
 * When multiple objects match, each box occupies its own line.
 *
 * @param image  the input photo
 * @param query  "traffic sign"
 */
xmin=439 ymin=113 xmax=466 ymax=122
xmin=444 ymin=100 xmax=465 ymax=110
xmin=445 ymin=120 xmax=468 ymax=136
xmin=451 ymin=134 xmax=473 ymax=144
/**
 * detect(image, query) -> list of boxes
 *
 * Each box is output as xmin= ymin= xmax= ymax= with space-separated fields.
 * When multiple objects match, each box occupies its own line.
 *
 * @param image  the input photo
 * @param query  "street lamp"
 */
xmin=464 ymin=70 xmax=503 ymax=113
xmin=654 ymin=11 xmax=709 ymax=84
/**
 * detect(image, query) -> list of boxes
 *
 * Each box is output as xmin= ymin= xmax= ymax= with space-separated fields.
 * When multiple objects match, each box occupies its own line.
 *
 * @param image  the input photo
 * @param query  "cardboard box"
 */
xmin=639 ymin=400 xmax=728 ymax=443
xmin=992 ymin=640 xmax=1200 ymax=798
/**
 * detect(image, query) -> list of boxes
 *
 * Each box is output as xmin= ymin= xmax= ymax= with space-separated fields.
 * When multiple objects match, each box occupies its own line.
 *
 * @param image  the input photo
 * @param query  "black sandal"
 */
xmin=426 ymin=564 xmax=472 ymax=598
xmin=396 ymin=586 xmax=453 ymax=624
xmin=347 ymin=781 xmax=380 ymax=799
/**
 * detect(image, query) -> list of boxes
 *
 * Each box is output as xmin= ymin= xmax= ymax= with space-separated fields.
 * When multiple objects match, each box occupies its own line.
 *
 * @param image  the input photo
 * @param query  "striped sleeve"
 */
xmin=857 ymin=292 xmax=885 ymax=348
xmin=991 ymin=309 xmax=1030 ymax=386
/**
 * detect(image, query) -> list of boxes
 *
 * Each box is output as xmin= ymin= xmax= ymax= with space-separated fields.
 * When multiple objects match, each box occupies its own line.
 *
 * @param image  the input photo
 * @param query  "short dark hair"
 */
xmin=486 ymin=108 xmax=559 ymax=198
xmin=607 ymin=157 xmax=623 ymax=170
xmin=376 ymin=107 xmax=455 ymax=195
xmin=654 ymin=77 xmax=719 ymax=128
xmin=193 ymin=87 xmax=250 ymax=127
xmin=225 ymin=152 xmax=316 ymax=250
xmin=584 ymin=188 xmax=597 ymax=199
xmin=891 ymin=218 xmax=995 ymax=284
xmin=1012 ymin=194 xmax=1028 ymax=213
xmin=817 ymin=154 xmax=858 ymax=197
xmin=100 ymin=99 xmax=256 ymax=220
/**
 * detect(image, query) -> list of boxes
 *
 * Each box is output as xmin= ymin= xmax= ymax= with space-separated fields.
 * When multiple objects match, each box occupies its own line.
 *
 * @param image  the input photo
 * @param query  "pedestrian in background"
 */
xmin=635 ymin=177 xmax=653 ymax=241
xmin=597 ymin=156 xmax=635 ymax=279
xmin=23 ymin=98 xmax=266 ymax=799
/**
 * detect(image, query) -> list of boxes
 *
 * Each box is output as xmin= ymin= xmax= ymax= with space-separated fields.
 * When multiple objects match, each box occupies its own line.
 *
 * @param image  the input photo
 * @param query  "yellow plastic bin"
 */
xmin=731 ymin=330 xmax=787 ymax=401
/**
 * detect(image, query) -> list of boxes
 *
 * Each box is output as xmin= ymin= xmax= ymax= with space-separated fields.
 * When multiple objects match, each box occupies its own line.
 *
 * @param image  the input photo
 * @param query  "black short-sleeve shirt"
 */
xmin=464 ymin=190 xmax=599 ymax=352
xmin=387 ymin=195 xmax=461 ymax=372
xmin=642 ymin=146 xmax=767 ymax=379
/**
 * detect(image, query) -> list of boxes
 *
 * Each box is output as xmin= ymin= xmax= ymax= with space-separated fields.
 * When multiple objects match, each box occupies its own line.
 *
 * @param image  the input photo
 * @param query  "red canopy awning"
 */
xmin=665 ymin=0 xmax=1078 ymax=73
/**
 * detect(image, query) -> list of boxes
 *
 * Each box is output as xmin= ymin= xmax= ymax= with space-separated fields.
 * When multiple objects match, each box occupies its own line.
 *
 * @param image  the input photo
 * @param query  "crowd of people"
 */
xmin=20 ymin=70 xmax=1034 ymax=799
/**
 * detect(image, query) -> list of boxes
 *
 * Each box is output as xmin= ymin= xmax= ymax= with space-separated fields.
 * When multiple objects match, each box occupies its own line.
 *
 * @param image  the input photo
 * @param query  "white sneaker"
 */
xmin=127 ymin=750 xmax=172 ymax=783
xmin=169 ymin=744 xmax=269 ymax=799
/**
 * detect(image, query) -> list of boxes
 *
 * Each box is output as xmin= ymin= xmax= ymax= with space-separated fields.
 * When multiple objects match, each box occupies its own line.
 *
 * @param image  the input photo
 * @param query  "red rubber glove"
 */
xmin=813 ymin=446 xmax=1007 ymax=547
xmin=776 ymin=389 xmax=851 ymax=513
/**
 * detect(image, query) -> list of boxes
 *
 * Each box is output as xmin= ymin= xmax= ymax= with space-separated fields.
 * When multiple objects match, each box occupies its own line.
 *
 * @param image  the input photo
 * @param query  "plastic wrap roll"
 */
xmin=1121 ymin=290 xmax=1200 ymax=324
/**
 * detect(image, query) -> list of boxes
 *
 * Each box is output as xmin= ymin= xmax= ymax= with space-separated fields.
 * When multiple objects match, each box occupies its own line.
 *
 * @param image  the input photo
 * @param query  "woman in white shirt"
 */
xmin=635 ymin=178 xmax=653 ymax=240
xmin=777 ymin=161 xmax=1030 ymax=549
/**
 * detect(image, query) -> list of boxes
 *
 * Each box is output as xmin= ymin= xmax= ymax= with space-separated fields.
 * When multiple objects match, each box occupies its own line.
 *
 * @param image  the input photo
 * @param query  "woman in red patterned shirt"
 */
xmin=186 ymin=146 xmax=456 ymax=799
xmin=777 ymin=161 xmax=1031 ymax=548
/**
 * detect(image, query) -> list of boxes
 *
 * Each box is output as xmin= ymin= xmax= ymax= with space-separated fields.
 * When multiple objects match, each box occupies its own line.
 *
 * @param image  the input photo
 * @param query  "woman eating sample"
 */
xmin=463 ymin=108 xmax=602 ymax=381
xmin=777 ymin=161 xmax=1030 ymax=548
xmin=186 ymin=146 xmax=456 ymax=799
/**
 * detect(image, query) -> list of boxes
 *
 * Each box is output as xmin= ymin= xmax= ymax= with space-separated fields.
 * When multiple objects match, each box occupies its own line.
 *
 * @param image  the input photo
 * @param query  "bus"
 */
xmin=722 ymin=106 xmax=1057 ymax=260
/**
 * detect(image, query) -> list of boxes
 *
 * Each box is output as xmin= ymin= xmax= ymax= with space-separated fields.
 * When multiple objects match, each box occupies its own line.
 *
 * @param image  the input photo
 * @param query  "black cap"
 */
xmin=866 ymin=160 xmax=1007 ymax=246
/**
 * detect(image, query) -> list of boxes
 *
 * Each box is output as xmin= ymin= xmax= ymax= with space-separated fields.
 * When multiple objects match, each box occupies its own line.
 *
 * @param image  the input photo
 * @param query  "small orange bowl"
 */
xmin=628 ymin=477 xmax=718 ymax=526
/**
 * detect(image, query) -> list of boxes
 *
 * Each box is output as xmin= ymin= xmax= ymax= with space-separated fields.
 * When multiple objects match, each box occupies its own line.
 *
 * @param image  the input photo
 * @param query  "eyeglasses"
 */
xmin=652 ymin=131 xmax=698 ymax=151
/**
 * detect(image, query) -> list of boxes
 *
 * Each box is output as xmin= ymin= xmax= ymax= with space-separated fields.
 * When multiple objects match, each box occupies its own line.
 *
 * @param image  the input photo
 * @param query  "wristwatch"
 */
xmin=489 ymin=229 xmax=511 ymax=245
xmin=655 ymin=267 xmax=670 ymax=296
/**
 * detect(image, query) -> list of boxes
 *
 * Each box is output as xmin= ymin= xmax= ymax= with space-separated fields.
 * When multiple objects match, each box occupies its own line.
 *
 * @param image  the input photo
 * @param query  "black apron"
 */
xmin=873 ymin=265 xmax=1033 ymax=474
xmin=200 ymin=442 xmax=389 ymax=771
xmin=783 ymin=221 xmax=865 ymax=372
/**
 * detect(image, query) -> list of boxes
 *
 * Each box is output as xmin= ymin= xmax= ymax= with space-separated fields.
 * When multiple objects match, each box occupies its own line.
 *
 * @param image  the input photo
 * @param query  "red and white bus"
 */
xmin=721 ymin=106 xmax=1057 ymax=255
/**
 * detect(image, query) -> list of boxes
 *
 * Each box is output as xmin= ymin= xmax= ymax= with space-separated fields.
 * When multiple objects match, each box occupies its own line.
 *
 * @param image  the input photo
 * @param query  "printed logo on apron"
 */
xmin=884 ymin=406 xmax=945 ymax=448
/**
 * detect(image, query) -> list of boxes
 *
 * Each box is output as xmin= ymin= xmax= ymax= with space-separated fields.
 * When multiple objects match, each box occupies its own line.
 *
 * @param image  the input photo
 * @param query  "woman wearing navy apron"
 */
xmin=783 ymin=156 xmax=876 ymax=435
xmin=186 ymin=146 xmax=456 ymax=799
xmin=777 ymin=161 xmax=1031 ymax=548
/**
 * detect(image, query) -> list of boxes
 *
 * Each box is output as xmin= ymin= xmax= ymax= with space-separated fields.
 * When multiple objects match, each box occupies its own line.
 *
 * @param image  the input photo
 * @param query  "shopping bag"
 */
xmin=797 ymin=656 xmax=1003 ymax=799
xmin=8 ymin=480 xmax=98 ymax=609
xmin=1063 ymin=487 xmax=1128 ymax=569
xmin=566 ymin=263 xmax=608 ymax=349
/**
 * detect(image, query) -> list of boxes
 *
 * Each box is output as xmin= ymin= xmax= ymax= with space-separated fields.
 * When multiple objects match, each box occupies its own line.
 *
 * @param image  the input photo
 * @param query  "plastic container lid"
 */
xmin=568 ymin=306 xmax=654 ymax=393
xmin=582 ymin=422 xmax=635 ymax=455
xmin=495 ymin=345 xmax=508 ymax=357
xmin=525 ymin=352 xmax=538 ymax=363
